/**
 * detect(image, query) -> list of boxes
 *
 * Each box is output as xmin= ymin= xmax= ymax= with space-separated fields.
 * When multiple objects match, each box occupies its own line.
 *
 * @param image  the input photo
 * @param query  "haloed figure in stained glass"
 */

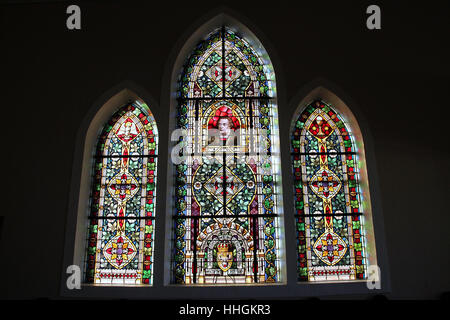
xmin=173 ymin=27 xmax=282 ymax=285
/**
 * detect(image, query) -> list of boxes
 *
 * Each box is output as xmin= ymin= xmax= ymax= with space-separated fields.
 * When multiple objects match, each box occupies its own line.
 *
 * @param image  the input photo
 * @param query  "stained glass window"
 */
xmin=172 ymin=27 xmax=282 ymax=284
xmin=85 ymin=100 xmax=158 ymax=285
xmin=292 ymin=100 xmax=368 ymax=282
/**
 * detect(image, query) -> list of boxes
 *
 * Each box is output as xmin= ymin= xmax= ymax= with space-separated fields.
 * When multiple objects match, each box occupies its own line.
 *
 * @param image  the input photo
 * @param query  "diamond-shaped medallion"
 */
xmin=310 ymin=168 xmax=341 ymax=200
xmin=203 ymin=166 xmax=244 ymax=205
xmin=103 ymin=233 xmax=137 ymax=269
xmin=313 ymin=231 xmax=347 ymax=265
xmin=107 ymin=171 xmax=139 ymax=203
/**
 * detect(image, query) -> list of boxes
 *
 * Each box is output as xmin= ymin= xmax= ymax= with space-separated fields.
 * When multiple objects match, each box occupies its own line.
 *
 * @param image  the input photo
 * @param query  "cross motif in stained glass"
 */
xmin=107 ymin=172 xmax=139 ymax=203
xmin=203 ymin=166 xmax=245 ymax=205
xmin=310 ymin=168 xmax=341 ymax=200
xmin=103 ymin=234 xmax=138 ymax=269
xmin=313 ymin=231 xmax=347 ymax=265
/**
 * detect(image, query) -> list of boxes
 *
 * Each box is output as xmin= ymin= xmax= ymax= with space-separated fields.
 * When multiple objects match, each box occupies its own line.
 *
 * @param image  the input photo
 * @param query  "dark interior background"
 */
xmin=1 ymin=0 xmax=449 ymax=299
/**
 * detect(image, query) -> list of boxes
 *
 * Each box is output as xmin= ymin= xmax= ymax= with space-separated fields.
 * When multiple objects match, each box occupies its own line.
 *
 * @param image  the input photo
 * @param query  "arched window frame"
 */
xmin=168 ymin=24 xmax=285 ymax=286
xmin=61 ymin=85 xmax=167 ymax=293
xmin=285 ymin=83 xmax=391 ymax=291
xmin=60 ymin=14 xmax=390 ymax=298
xmin=84 ymin=99 xmax=158 ymax=285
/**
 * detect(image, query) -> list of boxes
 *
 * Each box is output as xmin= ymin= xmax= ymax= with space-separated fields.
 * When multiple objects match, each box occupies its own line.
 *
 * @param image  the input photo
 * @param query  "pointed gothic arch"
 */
xmin=85 ymin=99 xmax=158 ymax=284
xmin=63 ymin=84 xmax=160 ymax=286
xmin=290 ymin=85 xmax=380 ymax=282
xmin=59 ymin=14 xmax=390 ymax=299
xmin=166 ymin=15 xmax=286 ymax=285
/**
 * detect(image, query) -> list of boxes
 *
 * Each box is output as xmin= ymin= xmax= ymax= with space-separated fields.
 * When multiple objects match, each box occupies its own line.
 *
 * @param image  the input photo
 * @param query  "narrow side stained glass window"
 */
xmin=85 ymin=100 xmax=158 ymax=285
xmin=292 ymin=100 xmax=368 ymax=282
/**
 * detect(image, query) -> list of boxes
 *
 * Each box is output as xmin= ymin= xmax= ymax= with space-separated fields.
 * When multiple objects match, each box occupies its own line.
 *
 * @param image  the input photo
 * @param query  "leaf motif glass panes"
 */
xmin=173 ymin=27 xmax=282 ymax=284
xmin=292 ymin=100 xmax=368 ymax=281
xmin=85 ymin=101 xmax=158 ymax=285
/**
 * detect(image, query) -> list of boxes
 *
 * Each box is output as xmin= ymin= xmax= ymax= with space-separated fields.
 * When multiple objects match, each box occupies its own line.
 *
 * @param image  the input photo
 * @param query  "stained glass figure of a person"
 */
xmin=208 ymin=116 xmax=237 ymax=146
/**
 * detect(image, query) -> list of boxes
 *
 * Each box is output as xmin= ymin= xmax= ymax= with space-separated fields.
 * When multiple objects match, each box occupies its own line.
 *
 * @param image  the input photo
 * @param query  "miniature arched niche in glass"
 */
xmin=292 ymin=99 xmax=372 ymax=282
xmin=85 ymin=100 xmax=158 ymax=285
xmin=172 ymin=27 xmax=283 ymax=284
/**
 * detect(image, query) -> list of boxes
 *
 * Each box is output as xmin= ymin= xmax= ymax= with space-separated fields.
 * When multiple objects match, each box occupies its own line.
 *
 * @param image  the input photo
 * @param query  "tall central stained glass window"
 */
xmin=172 ymin=27 xmax=283 ymax=284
